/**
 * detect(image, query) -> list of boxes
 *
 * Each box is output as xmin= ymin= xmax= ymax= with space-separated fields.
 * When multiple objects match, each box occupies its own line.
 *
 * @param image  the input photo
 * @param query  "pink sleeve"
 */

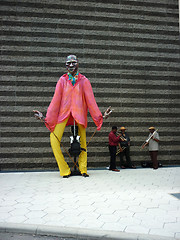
xmin=83 ymin=78 xmax=103 ymax=131
xmin=45 ymin=79 xmax=62 ymax=132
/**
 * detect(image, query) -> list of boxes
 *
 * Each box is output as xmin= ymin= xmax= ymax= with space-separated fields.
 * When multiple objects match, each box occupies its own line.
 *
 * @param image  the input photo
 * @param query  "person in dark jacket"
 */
xmin=119 ymin=127 xmax=136 ymax=169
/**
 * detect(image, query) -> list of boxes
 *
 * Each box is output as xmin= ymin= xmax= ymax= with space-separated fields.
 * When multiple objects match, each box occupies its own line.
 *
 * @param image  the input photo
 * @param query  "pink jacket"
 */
xmin=45 ymin=73 xmax=103 ymax=132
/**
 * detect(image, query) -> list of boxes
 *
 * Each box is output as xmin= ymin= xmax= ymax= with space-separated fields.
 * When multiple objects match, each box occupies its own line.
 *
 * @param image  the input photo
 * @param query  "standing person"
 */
xmin=108 ymin=126 xmax=121 ymax=172
xmin=142 ymin=127 xmax=160 ymax=170
xmin=34 ymin=55 xmax=111 ymax=178
xmin=118 ymin=127 xmax=136 ymax=169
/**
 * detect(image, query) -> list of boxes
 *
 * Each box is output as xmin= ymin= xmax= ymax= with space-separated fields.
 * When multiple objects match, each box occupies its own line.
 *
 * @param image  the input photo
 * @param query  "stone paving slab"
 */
xmin=0 ymin=167 xmax=180 ymax=239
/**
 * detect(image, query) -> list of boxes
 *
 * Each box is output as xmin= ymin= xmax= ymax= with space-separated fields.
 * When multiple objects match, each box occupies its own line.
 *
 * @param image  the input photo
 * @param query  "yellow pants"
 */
xmin=50 ymin=117 xmax=87 ymax=176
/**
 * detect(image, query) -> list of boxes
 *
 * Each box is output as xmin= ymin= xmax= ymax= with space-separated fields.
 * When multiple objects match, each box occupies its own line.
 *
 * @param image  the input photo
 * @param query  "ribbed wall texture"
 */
xmin=0 ymin=0 xmax=180 ymax=170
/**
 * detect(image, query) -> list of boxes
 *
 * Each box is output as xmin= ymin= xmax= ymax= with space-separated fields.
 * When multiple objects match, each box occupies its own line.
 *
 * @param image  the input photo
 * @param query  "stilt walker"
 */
xmin=34 ymin=55 xmax=112 ymax=178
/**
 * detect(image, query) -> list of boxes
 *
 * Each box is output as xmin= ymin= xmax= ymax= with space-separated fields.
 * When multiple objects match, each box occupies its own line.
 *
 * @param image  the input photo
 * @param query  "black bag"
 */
xmin=69 ymin=139 xmax=81 ymax=157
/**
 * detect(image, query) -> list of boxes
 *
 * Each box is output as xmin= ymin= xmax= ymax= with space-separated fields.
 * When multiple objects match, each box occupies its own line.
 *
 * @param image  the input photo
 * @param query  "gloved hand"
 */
xmin=33 ymin=110 xmax=44 ymax=122
xmin=103 ymin=106 xmax=113 ymax=119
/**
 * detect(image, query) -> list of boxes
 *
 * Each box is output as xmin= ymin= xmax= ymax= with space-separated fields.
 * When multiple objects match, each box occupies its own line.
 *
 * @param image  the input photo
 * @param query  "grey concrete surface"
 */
xmin=0 ymin=167 xmax=180 ymax=240
xmin=0 ymin=231 xmax=76 ymax=240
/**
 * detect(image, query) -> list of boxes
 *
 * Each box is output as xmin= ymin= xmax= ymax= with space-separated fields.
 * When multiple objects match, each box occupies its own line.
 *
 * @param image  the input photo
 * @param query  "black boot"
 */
xmin=82 ymin=173 xmax=89 ymax=177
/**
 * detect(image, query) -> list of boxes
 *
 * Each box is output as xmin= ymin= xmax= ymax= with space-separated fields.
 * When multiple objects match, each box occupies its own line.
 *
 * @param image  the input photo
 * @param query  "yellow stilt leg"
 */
xmin=50 ymin=118 xmax=87 ymax=176
xmin=50 ymin=118 xmax=71 ymax=177
xmin=77 ymin=123 xmax=87 ymax=174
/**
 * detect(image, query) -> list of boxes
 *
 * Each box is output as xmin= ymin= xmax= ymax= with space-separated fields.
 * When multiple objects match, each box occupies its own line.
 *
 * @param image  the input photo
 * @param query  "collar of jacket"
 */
xmin=64 ymin=72 xmax=82 ymax=86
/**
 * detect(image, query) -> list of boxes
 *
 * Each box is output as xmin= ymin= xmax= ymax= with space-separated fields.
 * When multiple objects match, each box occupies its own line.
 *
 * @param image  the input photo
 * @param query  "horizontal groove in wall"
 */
xmin=1 ymin=30 xmax=179 ymax=46
xmin=1 ymin=78 xmax=179 ymax=88
xmin=0 ymin=11 xmax=178 ymax=27
xmin=1 ymin=81 xmax=180 ymax=91
xmin=9 ymin=129 xmax=180 ymax=136
xmin=0 ymin=72 xmax=179 ymax=80
xmin=1 ymin=130 xmax=180 ymax=137
xmin=1 ymin=140 xmax=179 ymax=148
xmin=0 ymin=91 xmax=179 ymax=99
xmin=0 ymin=160 xmax=178 ymax=171
xmin=0 ymin=67 xmax=179 ymax=75
xmin=1 ymin=150 xmax=180 ymax=158
xmin=1 ymin=40 xmax=179 ymax=54
xmin=1 ymin=51 xmax=180 ymax=64
xmin=1 ymin=118 xmax=180 ymax=126
xmin=1 ymin=79 xmax=180 ymax=89
xmin=1 ymin=106 xmax=180 ymax=115
xmin=1 ymin=54 xmax=180 ymax=66
xmin=1 ymin=127 xmax=180 ymax=135
xmin=1 ymin=20 xmax=179 ymax=37
xmin=1 ymin=60 xmax=180 ymax=72
xmin=1 ymin=37 xmax=179 ymax=51
xmin=0 ymin=10 xmax=178 ymax=27
xmin=0 ymin=0 xmax=178 ymax=13
xmin=1 ymin=101 xmax=179 ymax=109
xmin=1 ymin=0 xmax=178 ymax=9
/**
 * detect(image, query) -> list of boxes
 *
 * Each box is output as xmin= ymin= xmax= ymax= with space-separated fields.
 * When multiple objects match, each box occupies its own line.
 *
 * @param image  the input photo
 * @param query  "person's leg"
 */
xmin=109 ymin=146 xmax=117 ymax=170
xmin=125 ymin=147 xmax=134 ymax=168
xmin=119 ymin=151 xmax=126 ymax=168
xmin=149 ymin=151 xmax=154 ymax=168
xmin=77 ymin=123 xmax=87 ymax=174
xmin=109 ymin=146 xmax=113 ymax=169
xmin=50 ymin=118 xmax=71 ymax=177
xmin=152 ymin=151 xmax=158 ymax=169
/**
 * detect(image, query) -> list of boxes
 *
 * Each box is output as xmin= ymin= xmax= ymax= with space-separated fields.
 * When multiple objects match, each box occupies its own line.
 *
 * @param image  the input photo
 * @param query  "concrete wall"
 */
xmin=0 ymin=0 xmax=180 ymax=170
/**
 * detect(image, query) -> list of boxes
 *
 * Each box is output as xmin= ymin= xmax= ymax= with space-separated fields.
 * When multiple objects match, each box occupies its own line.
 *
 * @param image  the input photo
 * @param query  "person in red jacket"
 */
xmin=108 ymin=126 xmax=121 ymax=172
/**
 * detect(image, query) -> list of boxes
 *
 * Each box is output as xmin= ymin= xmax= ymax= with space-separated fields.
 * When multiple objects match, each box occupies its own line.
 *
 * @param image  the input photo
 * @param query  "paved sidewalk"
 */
xmin=0 ymin=167 xmax=180 ymax=240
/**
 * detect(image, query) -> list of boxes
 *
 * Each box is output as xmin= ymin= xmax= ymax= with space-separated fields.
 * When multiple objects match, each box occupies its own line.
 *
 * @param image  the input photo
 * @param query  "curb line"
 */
xmin=0 ymin=223 xmax=177 ymax=240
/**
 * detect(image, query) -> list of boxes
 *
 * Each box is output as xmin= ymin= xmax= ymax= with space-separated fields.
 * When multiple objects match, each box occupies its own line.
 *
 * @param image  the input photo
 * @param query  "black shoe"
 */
xmin=63 ymin=174 xmax=71 ymax=178
xmin=82 ymin=173 xmax=89 ymax=177
xmin=130 ymin=165 xmax=136 ymax=169
xmin=121 ymin=165 xmax=126 ymax=169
